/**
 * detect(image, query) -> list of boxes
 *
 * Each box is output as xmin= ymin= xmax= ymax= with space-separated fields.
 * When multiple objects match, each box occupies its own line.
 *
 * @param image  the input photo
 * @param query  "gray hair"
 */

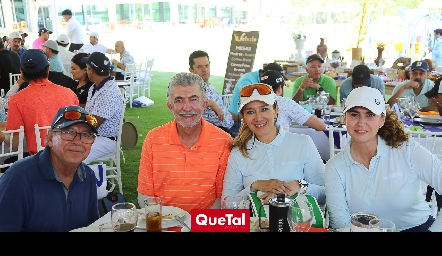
xmin=167 ymin=72 xmax=207 ymax=104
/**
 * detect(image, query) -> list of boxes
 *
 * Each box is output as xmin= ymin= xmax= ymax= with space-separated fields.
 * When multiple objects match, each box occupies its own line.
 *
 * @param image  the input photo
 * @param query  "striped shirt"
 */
xmin=137 ymin=118 xmax=232 ymax=213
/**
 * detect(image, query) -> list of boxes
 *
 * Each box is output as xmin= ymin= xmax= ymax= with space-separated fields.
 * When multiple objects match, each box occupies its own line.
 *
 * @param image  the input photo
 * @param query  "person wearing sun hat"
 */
xmin=325 ymin=86 xmax=442 ymax=232
xmin=292 ymin=54 xmax=337 ymax=105
xmin=260 ymin=70 xmax=325 ymax=131
xmin=339 ymin=64 xmax=385 ymax=103
xmin=222 ymin=82 xmax=325 ymax=209
xmin=0 ymin=105 xmax=100 ymax=232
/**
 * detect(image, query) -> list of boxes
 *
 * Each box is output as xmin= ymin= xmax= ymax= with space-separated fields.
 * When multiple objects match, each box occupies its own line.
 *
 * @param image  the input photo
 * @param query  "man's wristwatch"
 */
xmin=298 ymin=179 xmax=308 ymax=194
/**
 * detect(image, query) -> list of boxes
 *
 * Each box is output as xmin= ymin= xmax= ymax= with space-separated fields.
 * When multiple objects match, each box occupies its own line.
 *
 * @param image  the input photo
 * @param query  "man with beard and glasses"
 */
xmin=137 ymin=72 xmax=233 ymax=212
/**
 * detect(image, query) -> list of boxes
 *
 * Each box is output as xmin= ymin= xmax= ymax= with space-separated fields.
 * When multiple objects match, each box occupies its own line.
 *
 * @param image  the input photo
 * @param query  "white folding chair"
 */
xmin=93 ymin=103 xmax=126 ymax=194
xmin=408 ymin=129 xmax=442 ymax=217
xmin=0 ymin=126 xmax=25 ymax=171
xmin=121 ymin=63 xmax=137 ymax=108
xmin=328 ymin=125 xmax=349 ymax=158
xmin=135 ymin=57 xmax=154 ymax=99
xmin=222 ymin=94 xmax=233 ymax=109
xmin=9 ymin=73 xmax=21 ymax=90
xmin=63 ymin=63 xmax=72 ymax=78
xmin=34 ymin=124 xmax=51 ymax=152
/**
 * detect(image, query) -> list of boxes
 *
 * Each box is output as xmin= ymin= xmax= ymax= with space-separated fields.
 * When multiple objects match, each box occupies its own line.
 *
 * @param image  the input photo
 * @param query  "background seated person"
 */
xmin=291 ymin=54 xmax=337 ymax=105
xmin=261 ymin=70 xmax=326 ymax=131
xmin=339 ymin=64 xmax=385 ymax=103
xmin=387 ymin=60 xmax=435 ymax=112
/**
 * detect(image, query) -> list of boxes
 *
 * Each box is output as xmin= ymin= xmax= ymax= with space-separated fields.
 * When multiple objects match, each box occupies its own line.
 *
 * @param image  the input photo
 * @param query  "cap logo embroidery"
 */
xmin=104 ymin=60 xmax=109 ymax=65
xmin=375 ymin=99 xmax=380 ymax=105
xmin=416 ymin=61 xmax=422 ymax=67
xmin=275 ymin=77 xmax=284 ymax=83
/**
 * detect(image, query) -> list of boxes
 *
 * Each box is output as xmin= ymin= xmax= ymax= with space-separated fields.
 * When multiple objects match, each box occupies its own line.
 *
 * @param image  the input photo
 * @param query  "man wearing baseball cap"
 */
xmin=227 ymin=62 xmax=288 ymax=136
xmin=43 ymin=40 xmax=65 ymax=73
xmin=0 ymin=105 xmax=100 ymax=232
xmin=3 ymin=49 xmax=79 ymax=157
xmin=32 ymin=27 xmax=52 ymax=50
xmin=339 ymin=64 xmax=385 ymax=103
xmin=79 ymin=31 xmax=114 ymax=54
xmin=387 ymin=60 xmax=435 ymax=111
xmin=80 ymin=52 xmax=123 ymax=164
xmin=6 ymin=31 xmax=26 ymax=57
xmin=291 ymin=54 xmax=337 ymax=105
xmin=261 ymin=70 xmax=325 ymax=131
xmin=56 ymin=34 xmax=74 ymax=68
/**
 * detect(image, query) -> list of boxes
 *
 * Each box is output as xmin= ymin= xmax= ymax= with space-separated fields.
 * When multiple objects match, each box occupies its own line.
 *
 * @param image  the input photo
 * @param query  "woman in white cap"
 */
xmin=325 ymin=86 xmax=442 ymax=232
xmin=222 ymin=83 xmax=325 ymax=206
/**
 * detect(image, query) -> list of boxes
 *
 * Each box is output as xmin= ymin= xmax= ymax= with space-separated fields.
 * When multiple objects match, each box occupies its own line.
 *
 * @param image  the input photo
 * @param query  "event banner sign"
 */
xmin=222 ymin=31 xmax=260 ymax=95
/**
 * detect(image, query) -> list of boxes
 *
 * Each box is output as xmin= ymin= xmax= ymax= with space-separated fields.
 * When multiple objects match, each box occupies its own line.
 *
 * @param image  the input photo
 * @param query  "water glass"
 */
xmin=221 ymin=195 xmax=247 ymax=209
xmin=289 ymin=201 xmax=314 ymax=232
xmin=111 ymin=202 xmax=138 ymax=232
xmin=368 ymin=218 xmax=396 ymax=232
xmin=323 ymin=105 xmax=332 ymax=123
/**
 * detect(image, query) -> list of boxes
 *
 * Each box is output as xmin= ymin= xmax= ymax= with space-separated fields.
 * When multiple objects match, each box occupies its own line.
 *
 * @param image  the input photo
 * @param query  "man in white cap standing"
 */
xmin=79 ymin=31 xmax=113 ymax=54
xmin=56 ymin=34 xmax=74 ymax=68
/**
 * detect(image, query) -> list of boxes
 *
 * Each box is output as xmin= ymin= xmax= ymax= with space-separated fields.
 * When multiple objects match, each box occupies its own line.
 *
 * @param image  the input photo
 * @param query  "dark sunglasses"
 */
xmin=240 ymin=83 xmax=272 ymax=97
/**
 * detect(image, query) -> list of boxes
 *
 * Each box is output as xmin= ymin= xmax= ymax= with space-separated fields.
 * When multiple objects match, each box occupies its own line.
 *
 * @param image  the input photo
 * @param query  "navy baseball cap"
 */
xmin=352 ymin=65 xmax=371 ymax=86
xmin=263 ymin=62 xmax=287 ymax=80
xmin=38 ymin=27 xmax=53 ymax=36
xmin=20 ymin=49 xmax=49 ymax=73
xmin=51 ymin=105 xmax=98 ymax=134
xmin=81 ymin=52 xmax=110 ymax=76
xmin=306 ymin=54 xmax=324 ymax=64
xmin=410 ymin=61 xmax=429 ymax=72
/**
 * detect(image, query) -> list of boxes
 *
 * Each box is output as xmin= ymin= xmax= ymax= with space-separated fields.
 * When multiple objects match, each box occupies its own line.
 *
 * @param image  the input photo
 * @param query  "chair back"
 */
xmin=9 ymin=73 xmax=20 ymax=90
xmin=63 ymin=63 xmax=72 ymax=78
xmin=0 ymin=126 xmax=25 ymax=170
xmin=222 ymin=94 xmax=233 ymax=109
xmin=136 ymin=57 xmax=154 ymax=99
xmin=328 ymin=125 xmax=349 ymax=158
xmin=34 ymin=124 xmax=51 ymax=152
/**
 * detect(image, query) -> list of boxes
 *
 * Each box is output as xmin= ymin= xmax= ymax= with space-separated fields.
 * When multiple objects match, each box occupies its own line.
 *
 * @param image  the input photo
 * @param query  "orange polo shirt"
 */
xmin=6 ymin=79 xmax=79 ymax=155
xmin=137 ymin=118 xmax=232 ymax=213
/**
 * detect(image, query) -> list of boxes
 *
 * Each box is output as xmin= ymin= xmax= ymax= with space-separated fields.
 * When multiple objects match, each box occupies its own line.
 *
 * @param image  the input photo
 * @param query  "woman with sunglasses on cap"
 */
xmin=222 ymin=83 xmax=325 ymax=205
xmin=325 ymin=86 xmax=442 ymax=232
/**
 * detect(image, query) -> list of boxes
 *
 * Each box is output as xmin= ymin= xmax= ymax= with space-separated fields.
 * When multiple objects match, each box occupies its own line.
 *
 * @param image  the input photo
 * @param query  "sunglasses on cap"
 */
xmin=54 ymin=110 xmax=98 ymax=127
xmin=240 ymin=83 xmax=272 ymax=97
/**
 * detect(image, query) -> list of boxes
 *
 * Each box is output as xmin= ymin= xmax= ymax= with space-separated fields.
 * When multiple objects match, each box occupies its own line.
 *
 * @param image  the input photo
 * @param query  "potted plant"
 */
xmin=352 ymin=0 xmax=377 ymax=60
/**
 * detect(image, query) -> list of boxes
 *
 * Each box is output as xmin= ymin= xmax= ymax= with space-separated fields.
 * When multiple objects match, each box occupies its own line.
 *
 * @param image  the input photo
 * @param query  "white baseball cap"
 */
xmin=9 ymin=31 xmax=22 ymax=40
xmin=344 ymin=86 xmax=386 ymax=115
xmin=88 ymin=31 xmax=99 ymax=39
xmin=57 ymin=34 xmax=69 ymax=44
xmin=239 ymin=83 xmax=276 ymax=113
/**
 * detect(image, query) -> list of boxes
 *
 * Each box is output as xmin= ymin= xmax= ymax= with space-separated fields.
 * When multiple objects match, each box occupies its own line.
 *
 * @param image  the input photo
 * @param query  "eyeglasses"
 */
xmin=54 ymin=110 xmax=98 ymax=127
xmin=240 ymin=83 xmax=272 ymax=97
xmin=53 ymin=129 xmax=96 ymax=144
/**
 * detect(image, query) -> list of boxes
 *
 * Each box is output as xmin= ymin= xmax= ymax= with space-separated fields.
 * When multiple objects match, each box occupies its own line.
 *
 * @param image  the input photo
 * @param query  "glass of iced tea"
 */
xmin=144 ymin=196 xmax=162 ymax=232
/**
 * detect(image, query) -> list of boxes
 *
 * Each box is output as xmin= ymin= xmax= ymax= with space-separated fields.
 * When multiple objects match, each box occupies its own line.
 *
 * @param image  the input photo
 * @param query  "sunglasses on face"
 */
xmin=240 ymin=83 xmax=272 ymax=97
xmin=54 ymin=110 xmax=98 ymax=127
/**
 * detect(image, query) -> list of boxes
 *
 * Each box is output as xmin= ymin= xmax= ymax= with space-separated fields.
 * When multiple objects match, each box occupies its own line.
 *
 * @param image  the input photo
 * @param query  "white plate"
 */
xmin=417 ymin=115 xmax=442 ymax=120
xmin=137 ymin=206 xmax=190 ymax=230
xmin=330 ymin=112 xmax=344 ymax=116
xmin=414 ymin=117 xmax=442 ymax=125
xmin=69 ymin=226 xmax=100 ymax=232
